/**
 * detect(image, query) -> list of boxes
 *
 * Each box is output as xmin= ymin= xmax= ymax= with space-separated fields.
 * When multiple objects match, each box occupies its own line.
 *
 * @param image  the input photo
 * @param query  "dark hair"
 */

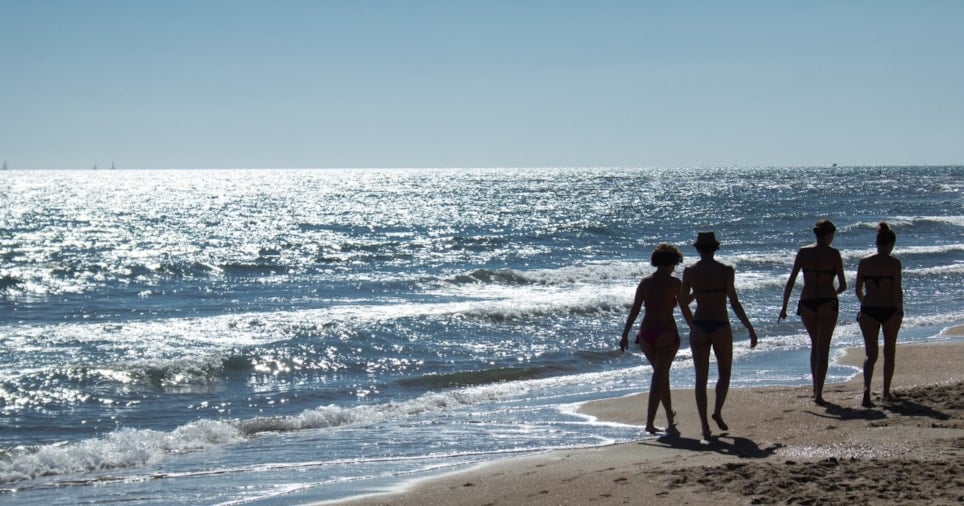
xmin=813 ymin=219 xmax=837 ymax=237
xmin=651 ymin=243 xmax=683 ymax=267
xmin=876 ymin=222 xmax=896 ymax=245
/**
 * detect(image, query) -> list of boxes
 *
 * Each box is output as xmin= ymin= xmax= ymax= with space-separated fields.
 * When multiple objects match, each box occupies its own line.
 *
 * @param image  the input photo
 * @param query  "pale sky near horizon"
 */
xmin=2 ymin=1 xmax=962 ymax=169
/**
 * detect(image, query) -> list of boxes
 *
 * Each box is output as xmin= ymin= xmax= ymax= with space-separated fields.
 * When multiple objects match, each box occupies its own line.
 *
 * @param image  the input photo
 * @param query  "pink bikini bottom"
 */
xmin=635 ymin=327 xmax=680 ymax=347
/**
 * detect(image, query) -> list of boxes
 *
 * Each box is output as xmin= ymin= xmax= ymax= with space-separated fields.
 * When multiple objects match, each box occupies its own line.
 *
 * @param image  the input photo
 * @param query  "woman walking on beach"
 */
xmin=855 ymin=222 xmax=903 ymax=407
xmin=680 ymin=232 xmax=758 ymax=438
xmin=620 ymin=243 xmax=685 ymax=434
xmin=779 ymin=219 xmax=846 ymax=405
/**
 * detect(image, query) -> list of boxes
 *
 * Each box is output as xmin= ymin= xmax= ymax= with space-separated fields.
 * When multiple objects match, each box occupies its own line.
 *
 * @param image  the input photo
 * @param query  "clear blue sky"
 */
xmin=2 ymin=0 xmax=962 ymax=169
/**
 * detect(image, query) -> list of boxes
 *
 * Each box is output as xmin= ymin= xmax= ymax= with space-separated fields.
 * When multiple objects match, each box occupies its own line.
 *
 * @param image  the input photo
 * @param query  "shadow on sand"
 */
xmin=882 ymin=396 xmax=951 ymax=420
xmin=806 ymin=397 xmax=950 ymax=422
xmin=637 ymin=426 xmax=783 ymax=459
xmin=805 ymin=400 xmax=888 ymax=421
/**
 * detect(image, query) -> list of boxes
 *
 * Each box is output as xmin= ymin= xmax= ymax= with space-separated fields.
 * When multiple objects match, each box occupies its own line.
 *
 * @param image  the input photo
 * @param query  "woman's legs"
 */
xmin=813 ymin=309 xmax=838 ymax=405
xmin=799 ymin=310 xmax=821 ymax=398
xmin=801 ymin=304 xmax=838 ymax=405
xmin=881 ymin=316 xmax=902 ymax=399
xmin=656 ymin=343 xmax=678 ymax=425
xmin=711 ymin=330 xmax=733 ymax=428
xmin=690 ymin=332 xmax=712 ymax=437
xmin=858 ymin=313 xmax=881 ymax=407
xmin=641 ymin=337 xmax=678 ymax=433
xmin=640 ymin=342 xmax=661 ymax=432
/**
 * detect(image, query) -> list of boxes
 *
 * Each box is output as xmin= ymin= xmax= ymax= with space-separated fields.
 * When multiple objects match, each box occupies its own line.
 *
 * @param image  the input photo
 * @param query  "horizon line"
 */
xmin=3 ymin=163 xmax=963 ymax=171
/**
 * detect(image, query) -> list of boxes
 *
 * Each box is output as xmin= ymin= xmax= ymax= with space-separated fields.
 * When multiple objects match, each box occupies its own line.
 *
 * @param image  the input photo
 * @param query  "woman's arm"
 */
xmin=679 ymin=268 xmax=695 ymax=328
xmin=779 ymin=252 xmax=802 ymax=320
xmin=854 ymin=259 xmax=866 ymax=304
xmin=727 ymin=267 xmax=758 ymax=347
xmin=895 ymin=259 xmax=904 ymax=313
xmin=834 ymin=249 xmax=847 ymax=295
xmin=620 ymin=280 xmax=646 ymax=352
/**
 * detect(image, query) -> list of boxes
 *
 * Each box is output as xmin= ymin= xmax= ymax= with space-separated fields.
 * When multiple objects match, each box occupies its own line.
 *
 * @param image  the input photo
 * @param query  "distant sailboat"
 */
xmin=2 ymin=161 xmax=7 ymax=171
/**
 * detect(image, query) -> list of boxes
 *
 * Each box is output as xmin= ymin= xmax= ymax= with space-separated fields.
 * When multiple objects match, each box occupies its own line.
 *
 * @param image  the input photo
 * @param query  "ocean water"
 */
xmin=0 ymin=166 xmax=961 ymax=505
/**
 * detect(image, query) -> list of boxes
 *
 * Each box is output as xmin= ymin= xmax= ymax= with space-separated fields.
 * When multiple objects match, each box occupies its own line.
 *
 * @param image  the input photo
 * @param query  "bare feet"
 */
xmin=815 ymin=397 xmax=827 ymax=406
xmin=711 ymin=412 xmax=729 ymax=431
xmin=645 ymin=425 xmax=662 ymax=434
xmin=667 ymin=411 xmax=677 ymax=427
xmin=862 ymin=390 xmax=875 ymax=408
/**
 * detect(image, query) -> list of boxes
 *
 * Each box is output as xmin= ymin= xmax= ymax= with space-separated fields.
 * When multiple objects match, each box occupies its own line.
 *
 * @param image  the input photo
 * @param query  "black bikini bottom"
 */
xmin=692 ymin=320 xmax=730 ymax=335
xmin=797 ymin=297 xmax=838 ymax=315
xmin=860 ymin=306 xmax=899 ymax=325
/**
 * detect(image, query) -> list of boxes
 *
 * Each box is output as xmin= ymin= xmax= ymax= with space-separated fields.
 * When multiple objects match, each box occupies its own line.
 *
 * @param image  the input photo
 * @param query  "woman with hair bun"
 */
xmin=620 ymin=243 xmax=685 ymax=434
xmin=779 ymin=219 xmax=846 ymax=406
xmin=855 ymin=222 xmax=903 ymax=407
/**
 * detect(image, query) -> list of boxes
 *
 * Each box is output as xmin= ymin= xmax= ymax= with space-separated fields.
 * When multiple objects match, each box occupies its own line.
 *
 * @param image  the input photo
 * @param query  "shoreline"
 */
xmin=337 ymin=334 xmax=964 ymax=505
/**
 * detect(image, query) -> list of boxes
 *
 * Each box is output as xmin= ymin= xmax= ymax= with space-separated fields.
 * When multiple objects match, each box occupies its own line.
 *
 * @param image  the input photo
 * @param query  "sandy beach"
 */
xmin=340 ymin=329 xmax=964 ymax=505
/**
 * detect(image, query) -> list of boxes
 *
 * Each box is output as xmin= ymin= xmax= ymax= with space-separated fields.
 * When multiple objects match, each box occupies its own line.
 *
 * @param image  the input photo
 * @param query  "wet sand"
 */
xmin=338 ymin=335 xmax=964 ymax=505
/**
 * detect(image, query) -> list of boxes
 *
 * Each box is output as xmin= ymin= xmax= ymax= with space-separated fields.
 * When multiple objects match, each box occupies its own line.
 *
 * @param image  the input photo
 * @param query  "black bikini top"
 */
xmin=697 ymin=287 xmax=727 ymax=294
xmin=803 ymin=268 xmax=836 ymax=276
xmin=863 ymin=274 xmax=894 ymax=287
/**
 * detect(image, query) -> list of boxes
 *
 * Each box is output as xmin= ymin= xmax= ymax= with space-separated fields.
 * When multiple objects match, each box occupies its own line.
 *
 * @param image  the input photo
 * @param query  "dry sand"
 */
xmin=338 ymin=334 xmax=964 ymax=505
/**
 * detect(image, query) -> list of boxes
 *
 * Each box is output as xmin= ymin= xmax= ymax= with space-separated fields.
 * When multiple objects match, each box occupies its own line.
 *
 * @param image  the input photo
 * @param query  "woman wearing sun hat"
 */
xmin=681 ymin=232 xmax=758 ymax=439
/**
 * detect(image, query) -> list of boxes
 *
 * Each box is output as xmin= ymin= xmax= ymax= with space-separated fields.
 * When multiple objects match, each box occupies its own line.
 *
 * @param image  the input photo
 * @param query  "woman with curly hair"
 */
xmin=620 ymin=243 xmax=685 ymax=434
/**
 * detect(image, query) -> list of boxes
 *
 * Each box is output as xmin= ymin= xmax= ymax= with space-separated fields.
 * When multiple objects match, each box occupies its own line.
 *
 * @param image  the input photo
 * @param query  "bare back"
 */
xmin=795 ymin=244 xmax=845 ymax=299
xmin=856 ymin=254 xmax=902 ymax=307
xmin=682 ymin=259 xmax=732 ymax=321
xmin=640 ymin=272 xmax=681 ymax=329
